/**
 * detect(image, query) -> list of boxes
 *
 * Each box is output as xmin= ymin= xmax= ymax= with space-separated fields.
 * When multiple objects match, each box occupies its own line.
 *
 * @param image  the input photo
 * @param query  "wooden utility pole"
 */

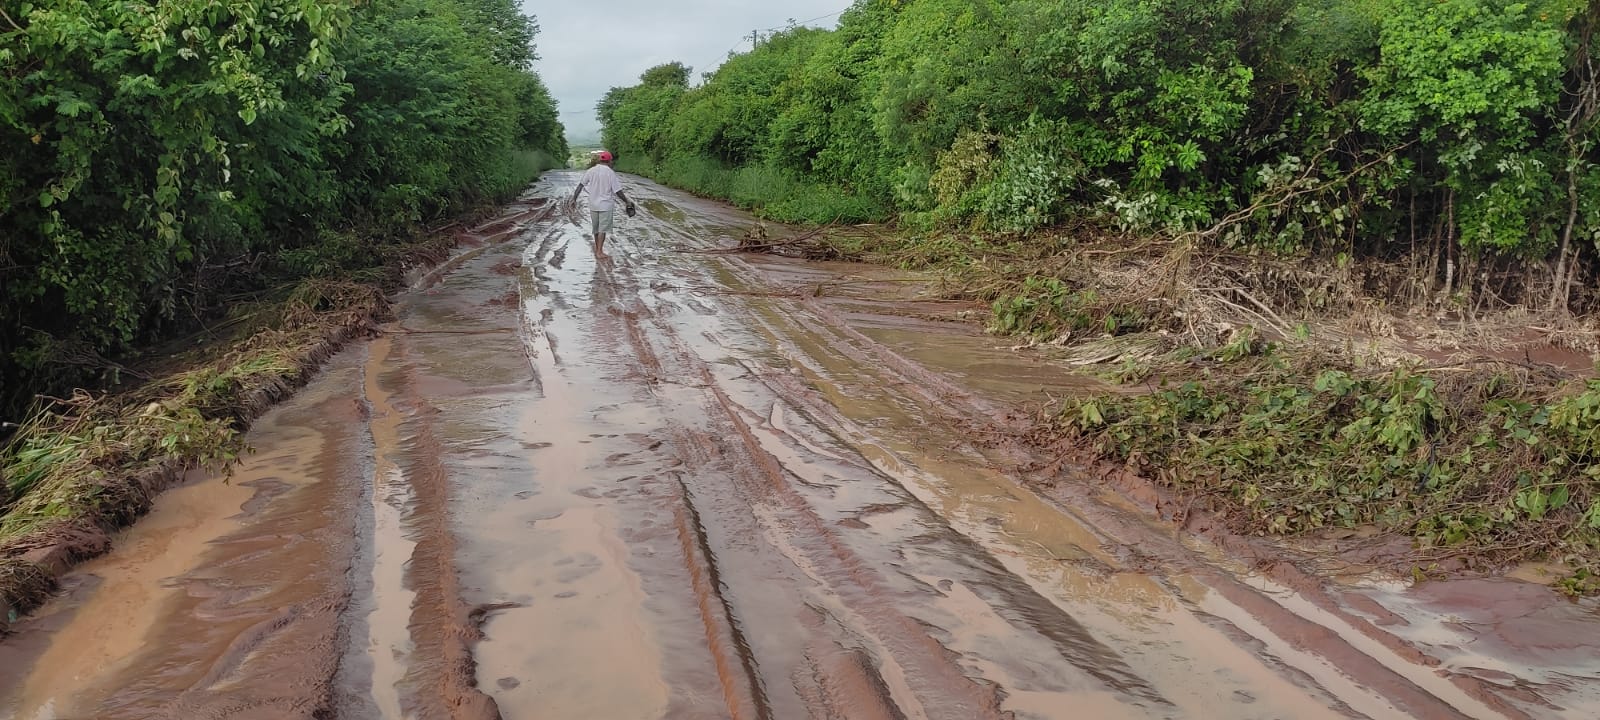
xmin=748 ymin=30 xmax=760 ymax=49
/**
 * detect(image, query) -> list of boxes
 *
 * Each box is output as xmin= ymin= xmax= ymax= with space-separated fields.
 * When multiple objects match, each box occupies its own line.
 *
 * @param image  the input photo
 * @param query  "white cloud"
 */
xmin=523 ymin=0 xmax=846 ymax=142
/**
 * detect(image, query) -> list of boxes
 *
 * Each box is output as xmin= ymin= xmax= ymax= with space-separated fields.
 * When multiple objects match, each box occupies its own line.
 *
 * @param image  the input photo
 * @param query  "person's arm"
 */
xmin=570 ymin=182 xmax=586 ymax=206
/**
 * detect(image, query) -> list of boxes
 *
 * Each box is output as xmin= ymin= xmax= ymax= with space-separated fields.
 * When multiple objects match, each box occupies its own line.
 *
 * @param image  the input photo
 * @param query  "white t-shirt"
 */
xmin=580 ymin=164 xmax=623 ymax=211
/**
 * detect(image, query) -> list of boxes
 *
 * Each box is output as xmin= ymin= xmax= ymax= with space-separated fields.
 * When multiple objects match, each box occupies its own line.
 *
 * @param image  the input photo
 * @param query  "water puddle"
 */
xmin=1 ymin=465 xmax=256 ymax=719
xmin=1351 ymin=578 xmax=1600 ymax=717
xmin=0 ymin=351 xmax=368 ymax=719
xmin=362 ymin=335 xmax=420 ymax=719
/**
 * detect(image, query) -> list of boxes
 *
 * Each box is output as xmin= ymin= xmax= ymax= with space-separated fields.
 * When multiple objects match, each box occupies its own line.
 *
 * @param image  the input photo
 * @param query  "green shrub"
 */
xmin=1 ymin=0 xmax=566 ymax=417
xmin=591 ymin=0 xmax=1597 ymax=279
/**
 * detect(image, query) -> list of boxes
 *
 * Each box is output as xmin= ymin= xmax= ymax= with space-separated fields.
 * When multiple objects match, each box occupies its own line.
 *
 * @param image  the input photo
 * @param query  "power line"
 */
xmin=750 ymin=8 xmax=849 ymax=44
xmin=695 ymin=5 xmax=849 ymax=77
xmin=696 ymin=39 xmax=748 ymax=78
xmin=563 ymin=7 xmax=850 ymax=133
xmin=763 ymin=8 xmax=848 ymax=33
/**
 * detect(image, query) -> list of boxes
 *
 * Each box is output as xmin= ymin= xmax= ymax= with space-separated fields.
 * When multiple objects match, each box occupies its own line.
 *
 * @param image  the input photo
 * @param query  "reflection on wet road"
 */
xmin=2 ymin=174 xmax=1598 ymax=720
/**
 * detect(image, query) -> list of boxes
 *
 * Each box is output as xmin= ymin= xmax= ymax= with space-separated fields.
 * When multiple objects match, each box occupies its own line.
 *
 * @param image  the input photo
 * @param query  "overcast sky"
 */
xmin=525 ymin=1 xmax=848 ymax=143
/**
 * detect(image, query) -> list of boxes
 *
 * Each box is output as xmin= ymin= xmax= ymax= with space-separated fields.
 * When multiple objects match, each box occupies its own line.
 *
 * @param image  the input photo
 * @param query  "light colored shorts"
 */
xmin=591 ymin=209 xmax=615 ymax=234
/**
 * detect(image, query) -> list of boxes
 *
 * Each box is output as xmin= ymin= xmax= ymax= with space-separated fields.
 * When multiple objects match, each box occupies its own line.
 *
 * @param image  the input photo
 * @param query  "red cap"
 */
xmin=597 ymin=151 xmax=613 ymax=162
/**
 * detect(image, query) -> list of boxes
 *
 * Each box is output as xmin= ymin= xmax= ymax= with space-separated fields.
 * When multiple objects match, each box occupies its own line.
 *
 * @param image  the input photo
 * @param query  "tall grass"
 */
xmin=483 ymin=149 xmax=563 ymax=201
xmin=618 ymin=154 xmax=886 ymax=224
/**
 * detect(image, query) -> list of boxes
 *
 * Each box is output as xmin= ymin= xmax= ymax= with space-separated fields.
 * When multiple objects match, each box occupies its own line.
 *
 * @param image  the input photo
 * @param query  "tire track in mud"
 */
xmin=354 ymin=336 xmax=420 ymax=719
xmin=695 ymin=371 xmax=1013 ymax=719
xmin=695 ymin=254 xmax=1524 ymax=720
xmin=677 ymin=328 xmax=1179 ymax=714
xmin=541 ymin=243 xmax=922 ymax=716
xmin=586 ymin=250 xmax=1014 ymax=718
xmin=475 ymin=225 xmax=712 ymax=719
xmin=368 ymin=334 xmax=502 ymax=720
xmin=522 ymin=231 xmax=772 ymax=719
xmin=350 ymin=198 xmax=568 ymax=720
xmin=597 ymin=177 xmax=1543 ymax=720
xmin=669 ymin=471 xmax=776 ymax=720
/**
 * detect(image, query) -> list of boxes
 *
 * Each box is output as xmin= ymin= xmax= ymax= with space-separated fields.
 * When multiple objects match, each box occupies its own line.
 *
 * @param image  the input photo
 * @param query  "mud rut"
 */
xmin=2 ymin=174 xmax=1596 ymax=720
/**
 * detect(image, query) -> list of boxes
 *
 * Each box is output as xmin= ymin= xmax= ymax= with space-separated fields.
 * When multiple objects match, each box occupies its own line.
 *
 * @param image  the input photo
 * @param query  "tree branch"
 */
xmin=0 ymin=7 xmax=23 ymax=32
xmin=1186 ymin=142 xmax=1414 ymax=245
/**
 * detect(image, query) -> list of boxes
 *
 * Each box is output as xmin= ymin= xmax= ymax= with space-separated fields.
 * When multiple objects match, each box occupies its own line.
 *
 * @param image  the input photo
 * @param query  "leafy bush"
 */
xmin=976 ymin=119 xmax=1082 ymax=234
xmin=591 ymin=0 xmax=1598 ymax=305
xmin=0 ymin=0 xmax=566 ymax=417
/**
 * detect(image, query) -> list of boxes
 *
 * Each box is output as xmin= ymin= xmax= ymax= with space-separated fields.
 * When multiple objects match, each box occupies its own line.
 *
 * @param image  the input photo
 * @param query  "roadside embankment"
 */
xmin=793 ymin=226 xmax=1600 ymax=595
xmin=0 ymin=197 xmax=554 ymax=631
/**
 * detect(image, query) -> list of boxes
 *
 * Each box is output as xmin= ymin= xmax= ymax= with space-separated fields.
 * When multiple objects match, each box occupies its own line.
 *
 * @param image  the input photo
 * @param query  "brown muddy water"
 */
xmin=2 ymin=177 xmax=1598 ymax=720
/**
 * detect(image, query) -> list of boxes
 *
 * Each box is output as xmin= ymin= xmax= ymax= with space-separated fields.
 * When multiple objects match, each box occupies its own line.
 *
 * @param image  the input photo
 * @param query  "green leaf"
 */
xmin=1080 ymin=401 xmax=1105 ymax=427
xmin=1548 ymin=484 xmax=1570 ymax=511
xmin=55 ymin=97 xmax=92 ymax=117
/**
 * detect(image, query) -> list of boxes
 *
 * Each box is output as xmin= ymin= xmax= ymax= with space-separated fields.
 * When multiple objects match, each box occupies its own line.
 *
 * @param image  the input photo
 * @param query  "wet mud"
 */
xmin=3 ymin=180 xmax=1597 ymax=720
xmin=0 ymin=350 xmax=370 ymax=719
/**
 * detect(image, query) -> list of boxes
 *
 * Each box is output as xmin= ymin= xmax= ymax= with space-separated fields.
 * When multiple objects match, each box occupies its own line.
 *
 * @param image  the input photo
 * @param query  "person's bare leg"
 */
xmin=595 ymin=232 xmax=608 ymax=259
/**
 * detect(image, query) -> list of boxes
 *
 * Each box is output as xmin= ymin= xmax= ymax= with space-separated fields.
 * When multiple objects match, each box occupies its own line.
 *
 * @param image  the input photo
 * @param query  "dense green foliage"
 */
xmin=600 ymin=0 xmax=1599 ymax=283
xmin=0 ymin=0 xmax=566 ymax=417
xmin=597 ymin=0 xmax=1600 ymax=579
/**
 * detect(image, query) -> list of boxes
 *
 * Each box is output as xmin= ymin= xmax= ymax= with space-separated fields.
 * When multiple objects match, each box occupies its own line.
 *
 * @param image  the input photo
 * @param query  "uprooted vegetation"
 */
xmin=1060 ymin=353 xmax=1600 ymax=597
xmin=806 ymin=224 xmax=1600 ymax=594
xmin=0 ymin=281 xmax=389 ymax=619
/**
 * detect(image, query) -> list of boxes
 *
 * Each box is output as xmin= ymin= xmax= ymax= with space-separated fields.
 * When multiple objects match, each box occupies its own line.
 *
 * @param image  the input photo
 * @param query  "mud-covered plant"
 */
xmin=1558 ymin=567 xmax=1600 ymax=597
xmin=1215 ymin=326 xmax=1269 ymax=362
xmin=1060 ymin=357 xmax=1600 ymax=587
xmin=991 ymin=277 xmax=1074 ymax=336
xmin=990 ymin=277 xmax=1150 ymax=339
xmin=0 ymin=275 xmax=384 ymax=554
xmin=0 ymin=390 xmax=243 ymax=538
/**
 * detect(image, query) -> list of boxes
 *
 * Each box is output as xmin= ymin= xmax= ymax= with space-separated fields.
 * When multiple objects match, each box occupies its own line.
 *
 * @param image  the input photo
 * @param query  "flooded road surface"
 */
xmin=3 ymin=174 xmax=1598 ymax=719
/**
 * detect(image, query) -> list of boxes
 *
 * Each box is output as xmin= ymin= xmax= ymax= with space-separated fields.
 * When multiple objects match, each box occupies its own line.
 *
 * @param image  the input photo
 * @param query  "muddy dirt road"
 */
xmin=2 ymin=174 xmax=1597 ymax=720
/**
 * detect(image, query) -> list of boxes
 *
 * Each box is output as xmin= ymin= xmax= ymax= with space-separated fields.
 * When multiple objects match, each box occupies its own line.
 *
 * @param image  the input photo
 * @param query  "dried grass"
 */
xmin=834 ymin=222 xmax=1600 ymax=590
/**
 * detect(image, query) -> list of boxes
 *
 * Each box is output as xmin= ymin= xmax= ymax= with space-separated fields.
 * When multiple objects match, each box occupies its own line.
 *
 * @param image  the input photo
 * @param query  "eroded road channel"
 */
xmin=2 ymin=174 xmax=1596 ymax=720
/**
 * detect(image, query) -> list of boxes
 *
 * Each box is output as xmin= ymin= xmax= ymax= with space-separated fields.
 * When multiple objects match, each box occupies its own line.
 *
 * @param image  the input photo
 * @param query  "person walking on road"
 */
xmin=570 ymin=150 xmax=635 ymax=260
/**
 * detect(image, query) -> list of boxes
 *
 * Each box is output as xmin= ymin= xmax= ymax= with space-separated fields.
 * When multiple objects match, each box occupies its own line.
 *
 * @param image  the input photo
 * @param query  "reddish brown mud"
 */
xmin=0 ymin=350 xmax=369 ymax=719
xmin=2 ymin=181 xmax=1597 ymax=720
